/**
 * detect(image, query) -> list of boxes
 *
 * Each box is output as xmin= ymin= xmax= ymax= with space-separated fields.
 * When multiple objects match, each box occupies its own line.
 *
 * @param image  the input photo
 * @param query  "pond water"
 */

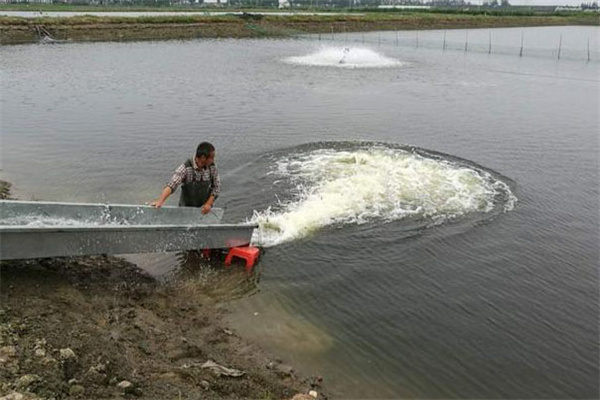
xmin=1 ymin=26 xmax=598 ymax=398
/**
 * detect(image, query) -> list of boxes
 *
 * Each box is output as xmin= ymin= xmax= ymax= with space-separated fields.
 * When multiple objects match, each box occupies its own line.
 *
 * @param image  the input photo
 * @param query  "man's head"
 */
xmin=195 ymin=142 xmax=216 ymax=167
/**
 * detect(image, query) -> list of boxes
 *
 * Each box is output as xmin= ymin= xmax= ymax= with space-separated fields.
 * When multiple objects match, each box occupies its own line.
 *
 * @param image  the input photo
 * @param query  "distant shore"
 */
xmin=1 ymin=11 xmax=598 ymax=45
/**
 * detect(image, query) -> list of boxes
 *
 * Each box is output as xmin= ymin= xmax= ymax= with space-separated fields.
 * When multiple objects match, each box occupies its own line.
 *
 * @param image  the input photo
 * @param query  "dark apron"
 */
xmin=179 ymin=159 xmax=211 ymax=208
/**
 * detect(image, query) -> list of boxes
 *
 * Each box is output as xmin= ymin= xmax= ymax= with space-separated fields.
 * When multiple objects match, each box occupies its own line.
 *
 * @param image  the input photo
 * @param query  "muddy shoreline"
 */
xmin=1 ymin=13 xmax=597 ymax=45
xmin=0 ymin=255 xmax=325 ymax=400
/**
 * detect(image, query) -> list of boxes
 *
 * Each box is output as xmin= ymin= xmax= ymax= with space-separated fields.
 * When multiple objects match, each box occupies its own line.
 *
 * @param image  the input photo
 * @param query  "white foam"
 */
xmin=284 ymin=47 xmax=402 ymax=68
xmin=0 ymin=215 xmax=130 ymax=227
xmin=251 ymin=147 xmax=516 ymax=246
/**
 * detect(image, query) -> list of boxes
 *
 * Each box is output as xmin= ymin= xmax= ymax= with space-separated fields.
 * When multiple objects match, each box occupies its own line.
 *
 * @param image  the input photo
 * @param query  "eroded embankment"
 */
xmin=1 ymin=13 xmax=598 ymax=44
xmin=0 ymin=255 xmax=324 ymax=399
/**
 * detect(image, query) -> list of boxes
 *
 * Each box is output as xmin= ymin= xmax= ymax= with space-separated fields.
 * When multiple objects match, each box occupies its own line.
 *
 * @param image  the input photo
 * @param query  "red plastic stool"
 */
xmin=225 ymin=246 xmax=260 ymax=273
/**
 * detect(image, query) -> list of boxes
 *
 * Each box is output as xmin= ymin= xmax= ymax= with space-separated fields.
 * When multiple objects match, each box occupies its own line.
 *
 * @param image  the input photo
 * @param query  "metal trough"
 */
xmin=0 ymin=200 xmax=257 ymax=260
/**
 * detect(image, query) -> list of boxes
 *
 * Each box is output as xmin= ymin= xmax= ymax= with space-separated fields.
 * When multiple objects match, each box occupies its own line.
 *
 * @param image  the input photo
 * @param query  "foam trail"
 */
xmin=251 ymin=146 xmax=516 ymax=247
xmin=284 ymin=47 xmax=402 ymax=68
xmin=0 ymin=215 xmax=131 ymax=227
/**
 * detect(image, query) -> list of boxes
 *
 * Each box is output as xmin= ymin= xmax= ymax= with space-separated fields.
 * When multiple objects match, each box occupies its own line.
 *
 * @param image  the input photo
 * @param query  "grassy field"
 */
xmin=1 ymin=10 xmax=598 ymax=45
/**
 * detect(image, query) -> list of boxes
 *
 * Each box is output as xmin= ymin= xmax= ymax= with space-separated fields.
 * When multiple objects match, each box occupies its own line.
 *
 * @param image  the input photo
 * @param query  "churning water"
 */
xmin=284 ymin=46 xmax=403 ymax=68
xmin=1 ymin=26 xmax=598 ymax=399
xmin=251 ymin=143 xmax=516 ymax=246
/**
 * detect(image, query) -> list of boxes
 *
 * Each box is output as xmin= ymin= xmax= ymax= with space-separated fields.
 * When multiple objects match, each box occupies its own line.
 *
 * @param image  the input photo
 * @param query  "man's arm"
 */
xmin=150 ymin=164 xmax=185 ymax=208
xmin=201 ymin=194 xmax=215 ymax=215
xmin=201 ymin=165 xmax=221 ymax=214
xmin=150 ymin=186 xmax=173 ymax=208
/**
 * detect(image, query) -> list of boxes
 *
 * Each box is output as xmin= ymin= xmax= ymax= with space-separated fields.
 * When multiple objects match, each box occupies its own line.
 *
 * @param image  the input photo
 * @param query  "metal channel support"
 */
xmin=0 ymin=224 xmax=257 ymax=260
xmin=0 ymin=200 xmax=257 ymax=260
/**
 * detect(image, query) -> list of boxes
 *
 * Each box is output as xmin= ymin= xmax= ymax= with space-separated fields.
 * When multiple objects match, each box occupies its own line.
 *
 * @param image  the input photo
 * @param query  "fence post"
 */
xmin=488 ymin=31 xmax=492 ymax=54
xmin=464 ymin=30 xmax=469 ymax=53
xmin=557 ymin=33 xmax=562 ymax=60
xmin=443 ymin=30 xmax=446 ymax=51
xmin=587 ymin=37 xmax=590 ymax=62
xmin=519 ymin=31 xmax=524 ymax=57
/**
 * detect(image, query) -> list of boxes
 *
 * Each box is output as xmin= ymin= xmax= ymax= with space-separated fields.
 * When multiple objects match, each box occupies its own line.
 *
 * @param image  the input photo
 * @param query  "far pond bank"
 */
xmin=1 ymin=12 xmax=598 ymax=44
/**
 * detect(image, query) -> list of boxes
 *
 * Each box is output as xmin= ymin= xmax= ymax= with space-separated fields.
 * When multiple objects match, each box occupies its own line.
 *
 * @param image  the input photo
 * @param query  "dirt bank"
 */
xmin=1 ymin=13 xmax=597 ymax=45
xmin=0 ymin=181 xmax=324 ymax=399
xmin=0 ymin=254 xmax=326 ymax=399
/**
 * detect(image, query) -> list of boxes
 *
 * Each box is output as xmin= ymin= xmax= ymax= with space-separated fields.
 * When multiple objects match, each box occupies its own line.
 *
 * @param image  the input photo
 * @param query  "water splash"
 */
xmin=284 ymin=46 xmax=402 ymax=68
xmin=0 ymin=216 xmax=100 ymax=227
xmin=0 ymin=215 xmax=132 ymax=227
xmin=0 ymin=206 xmax=136 ymax=227
xmin=250 ymin=144 xmax=516 ymax=247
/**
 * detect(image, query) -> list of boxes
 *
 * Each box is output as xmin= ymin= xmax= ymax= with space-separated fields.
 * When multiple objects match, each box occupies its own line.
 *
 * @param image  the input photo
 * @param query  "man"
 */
xmin=150 ymin=142 xmax=220 ymax=214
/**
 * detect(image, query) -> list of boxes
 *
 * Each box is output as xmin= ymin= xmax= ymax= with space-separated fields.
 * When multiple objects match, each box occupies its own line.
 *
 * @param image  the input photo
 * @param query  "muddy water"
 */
xmin=1 ymin=27 xmax=598 ymax=398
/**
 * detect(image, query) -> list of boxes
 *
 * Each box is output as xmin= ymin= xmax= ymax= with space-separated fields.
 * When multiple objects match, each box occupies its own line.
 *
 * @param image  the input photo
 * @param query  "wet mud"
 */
xmin=0 ymin=254 xmax=325 ymax=399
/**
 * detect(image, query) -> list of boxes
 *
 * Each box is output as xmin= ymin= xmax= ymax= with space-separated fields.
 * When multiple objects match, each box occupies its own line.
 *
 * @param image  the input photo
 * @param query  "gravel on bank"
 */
xmin=0 ymin=254 xmax=326 ymax=399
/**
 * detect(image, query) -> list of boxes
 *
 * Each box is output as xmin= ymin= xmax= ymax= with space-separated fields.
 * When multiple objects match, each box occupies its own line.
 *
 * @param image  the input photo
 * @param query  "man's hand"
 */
xmin=149 ymin=187 xmax=173 ymax=208
xmin=201 ymin=203 xmax=212 ymax=215
xmin=149 ymin=200 xmax=164 ymax=208
xmin=201 ymin=196 xmax=215 ymax=215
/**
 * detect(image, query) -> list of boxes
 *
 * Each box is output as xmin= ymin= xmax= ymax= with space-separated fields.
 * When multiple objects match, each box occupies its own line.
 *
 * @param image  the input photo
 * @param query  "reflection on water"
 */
xmin=227 ymin=292 xmax=334 ymax=356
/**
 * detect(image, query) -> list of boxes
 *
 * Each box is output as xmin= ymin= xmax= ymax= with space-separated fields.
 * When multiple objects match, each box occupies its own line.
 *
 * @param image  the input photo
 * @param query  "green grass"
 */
xmin=0 ymin=3 xmax=205 ymax=12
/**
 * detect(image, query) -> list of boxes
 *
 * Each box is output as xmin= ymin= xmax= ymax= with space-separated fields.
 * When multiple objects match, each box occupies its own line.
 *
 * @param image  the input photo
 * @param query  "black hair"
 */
xmin=196 ymin=142 xmax=215 ymax=158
